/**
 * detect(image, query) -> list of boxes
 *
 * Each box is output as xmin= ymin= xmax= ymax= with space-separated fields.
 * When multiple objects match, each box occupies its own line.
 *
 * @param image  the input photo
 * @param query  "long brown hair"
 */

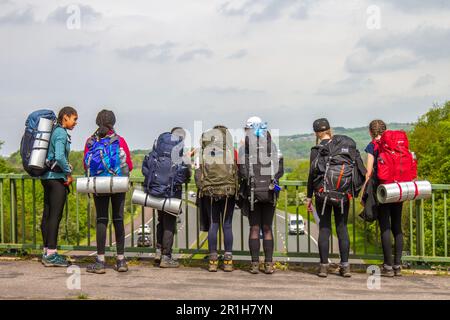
xmin=369 ymin=120 xmax=387 ymax=139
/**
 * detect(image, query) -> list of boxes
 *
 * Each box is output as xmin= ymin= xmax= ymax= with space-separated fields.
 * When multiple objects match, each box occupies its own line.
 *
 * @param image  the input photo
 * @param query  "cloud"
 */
xmin=116 ymin=42 xmax=176 ymax=63
xmin=199 ymin=86 xmax=265 ymax=95
xmin=57 ymin=42 xmax=99 ymax=53
xmin=47 ymin=4 xmax=101 ymax=25
xmin=227 ymin=49 xmax=248 ymax=59
xmin=0 ymin=7 xmax=35 ymax=25
xmin=316 ymin=77 xmax=375 ymax=96
xmin=346 ymin=26 xmax=450 ymax=73
xmin=413 ymin=74 xmax=436 ymax=88
xmin=218 ymin=0 xmax=311 ymax=22
xmin=177 ymin=48 xmax=213 ymax=62
xmin=380 ymin=0 xmax=450 ymax=12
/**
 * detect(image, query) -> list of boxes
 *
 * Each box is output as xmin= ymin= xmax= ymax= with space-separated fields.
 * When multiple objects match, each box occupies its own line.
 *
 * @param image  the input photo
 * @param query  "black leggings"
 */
xmin=203 ymin=196 xmax=235 ymax=255
xmin=157 ymin=210 xmax=177 ymax=256
xmin=93 ymin=193 xmax=126 ymax=255
xmin=248 ymin=202 xmax=275 ymax=263
xmin=378 ymin=203 xmax=403 ymax=267
xmin=316 ymin=199 xmax=350 ymax=264
xmin=41 ymin=179 xmax=67 ymax=250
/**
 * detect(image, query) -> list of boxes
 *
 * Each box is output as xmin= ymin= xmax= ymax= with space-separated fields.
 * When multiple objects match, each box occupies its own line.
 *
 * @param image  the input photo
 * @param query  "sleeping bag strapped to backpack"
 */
xmin=312 ymin=135 xmax=366 ymax=214
xmin=20 ymin=109 xmax=57 ymax=177
xmin=142 ymin=132 xmax=189 ymax=198
xmin=376 ymin=130 xmax=417 ymax=184
xmin=195 ymin=127 xmax=237 ymax=198
xmin=84 ymin=132 xmax=123 ymax=177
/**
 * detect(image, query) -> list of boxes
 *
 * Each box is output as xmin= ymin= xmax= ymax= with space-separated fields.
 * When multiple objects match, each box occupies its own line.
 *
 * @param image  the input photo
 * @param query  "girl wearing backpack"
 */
xmin=84 ymin=110 xmax=133 ymax=274
xmin=238 ymin=117 xmax=284 ymax=275
xmin=41 ymin=106 xmax=78 ymax=267
xmin=305 ymin=118 xmax=355 ymax=278
xmin=195 ymin=125 xmax=238 ymax=272
xmin=364 ymin=120 xmax=404 ymax=277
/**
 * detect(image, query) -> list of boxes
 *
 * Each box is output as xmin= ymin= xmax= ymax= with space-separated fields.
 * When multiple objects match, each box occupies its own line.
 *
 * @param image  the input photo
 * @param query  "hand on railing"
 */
xmin=64 ymin=175 xmax=74 ymax=187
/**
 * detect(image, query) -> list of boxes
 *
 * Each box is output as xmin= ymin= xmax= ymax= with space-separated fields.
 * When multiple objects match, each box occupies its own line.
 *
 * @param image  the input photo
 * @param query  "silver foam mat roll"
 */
xmin=76 ymin=177 xmax=130 ymax=194
xmin=377 ymin=181 xmax=432 ymax=204
xmin=29 ymin=117 xmax=54 ymax=169
xmin=131 ymin=189 xmax=182 ymax=216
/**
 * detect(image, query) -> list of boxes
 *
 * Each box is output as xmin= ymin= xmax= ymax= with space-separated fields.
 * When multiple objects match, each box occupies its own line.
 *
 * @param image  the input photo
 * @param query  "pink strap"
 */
xmin=396 ymin=182 xmax=403 ymax=202
xmin=413 ymin=181 xmax=419 ymax=200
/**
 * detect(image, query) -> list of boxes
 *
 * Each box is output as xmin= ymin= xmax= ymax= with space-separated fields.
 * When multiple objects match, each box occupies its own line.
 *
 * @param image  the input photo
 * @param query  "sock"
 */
xmin=117 ymin=255 xmax=125 ymax=261
xmin=263 ymin=240 xmax=274 ymax=263
xmin=249 ymin=239 xmax=260 ymax=262
xmin=43 ymin=248 xmax=48 ymax=255
xmin=47 ymin=249 xmax=57 ymax=256
xmin=97 ymin=254 xmax=105 ymax=262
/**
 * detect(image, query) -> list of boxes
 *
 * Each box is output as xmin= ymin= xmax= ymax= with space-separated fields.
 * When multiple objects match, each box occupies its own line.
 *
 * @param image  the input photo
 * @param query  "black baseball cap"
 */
xmin=313 ymin=118 xmax=330 ymax=133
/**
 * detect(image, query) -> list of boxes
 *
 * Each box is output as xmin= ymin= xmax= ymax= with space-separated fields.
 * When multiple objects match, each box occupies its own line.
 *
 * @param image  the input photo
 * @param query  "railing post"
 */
xmin=0 ymin=179 xmax=4 ymax=244
xmin=415 ymin=199 xmax=423 ymax=256
xmin=185 ymin=183 xmax=189 ymax=249
xmin=32 ymin=179 xmax=36 ymax=247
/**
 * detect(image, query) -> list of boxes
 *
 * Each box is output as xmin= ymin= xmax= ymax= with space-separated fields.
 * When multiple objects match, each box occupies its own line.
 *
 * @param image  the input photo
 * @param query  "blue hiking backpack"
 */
xmin=20 ymin=109 xmax=57 ymax=177
xmin=84 ymin=132 xmax=123 ymax=177
xmin=142 ymin=132 xmax=189 ymax=198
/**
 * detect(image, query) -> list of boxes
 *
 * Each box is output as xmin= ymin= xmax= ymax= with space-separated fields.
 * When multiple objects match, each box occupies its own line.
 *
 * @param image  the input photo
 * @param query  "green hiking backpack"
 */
xmin=195 ymin=127 xmax=238 ymax=198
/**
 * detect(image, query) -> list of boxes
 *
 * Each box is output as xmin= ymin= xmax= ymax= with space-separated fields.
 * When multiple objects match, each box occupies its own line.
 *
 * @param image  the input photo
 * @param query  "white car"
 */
xmin=288 ymin=214 xmax=305 ymax=235
xmin=138 ymin=224 xmax=151 ymax=235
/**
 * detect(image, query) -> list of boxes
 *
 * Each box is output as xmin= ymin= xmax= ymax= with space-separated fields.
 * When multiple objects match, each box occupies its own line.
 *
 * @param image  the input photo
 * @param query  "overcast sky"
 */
xmin=1 ymin=0 xmax=449 ymax=155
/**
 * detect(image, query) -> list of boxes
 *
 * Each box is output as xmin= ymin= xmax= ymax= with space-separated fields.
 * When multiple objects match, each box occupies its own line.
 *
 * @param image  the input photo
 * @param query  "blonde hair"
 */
xmin=369 ymin=120 xmax=387 ymax=139
xmin=315 ymin=129 xmax=333 ymax=145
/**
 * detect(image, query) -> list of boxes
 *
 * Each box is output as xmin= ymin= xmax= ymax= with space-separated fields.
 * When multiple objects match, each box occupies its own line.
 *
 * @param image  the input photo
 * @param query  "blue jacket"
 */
xmin=42 ymin=125 xmax=72 ymax=181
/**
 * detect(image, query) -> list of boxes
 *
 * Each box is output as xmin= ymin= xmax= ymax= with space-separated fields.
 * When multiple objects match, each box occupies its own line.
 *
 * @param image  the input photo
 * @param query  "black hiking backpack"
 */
xmin=243 ymin=133 xmax=280 ymax=208
xmin=312 ymin=135 xmax=366 ymax=213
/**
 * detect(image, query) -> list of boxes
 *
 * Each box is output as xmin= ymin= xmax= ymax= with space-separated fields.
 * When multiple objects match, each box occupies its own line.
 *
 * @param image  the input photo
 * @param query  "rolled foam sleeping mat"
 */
xmin=131 ymin=189 xmax=182 ymax=216
xmin=76 ymin=177 xmax=130 ymax=194
xmin=377 ymin=181 xmax=432 ymax=204
xmin=29 ymin=117 xmax=54 ymax=169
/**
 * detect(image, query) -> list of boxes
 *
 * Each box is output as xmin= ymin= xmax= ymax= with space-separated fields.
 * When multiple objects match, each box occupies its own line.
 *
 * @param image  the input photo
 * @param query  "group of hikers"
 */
xmin=30 ymin=106 xmax=406 ymax=278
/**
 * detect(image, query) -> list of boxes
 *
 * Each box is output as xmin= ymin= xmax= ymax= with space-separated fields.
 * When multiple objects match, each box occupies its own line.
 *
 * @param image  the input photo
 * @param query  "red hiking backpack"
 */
xmin=376 ymin=130 xmax=417 ymax=184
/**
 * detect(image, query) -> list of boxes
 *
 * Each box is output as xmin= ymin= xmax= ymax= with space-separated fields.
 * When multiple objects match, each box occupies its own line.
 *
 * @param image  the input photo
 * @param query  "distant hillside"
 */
xmin=279 ymin=123 xmax=413 ymax=159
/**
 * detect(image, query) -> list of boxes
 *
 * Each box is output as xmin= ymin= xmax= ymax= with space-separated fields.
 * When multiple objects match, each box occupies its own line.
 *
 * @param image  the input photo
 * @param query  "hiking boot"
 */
xmin=264 ymin=262 xmax=275 ymax=275
xmin=87 ymin=258 xmax=106 ymax=274
xmin=318 ymin=264 xmax=329 ymax=278
xmin=42 ymin=253 xmax=70 ymax=268
xmin=223 ymin=254 xmax=234 ymax=272
xmin=393 ymin=265 xmax=402 ymax=277
xmin=250 ymin=262 xmax=260 ymax=274
xmin=114 ymin=259 xmax=128 ymax=273
xmin=208 ymin=254 xmax=219 ymax=272
xmin=160 ymin=255 xmax=180 ymax=268
xmin=339 ymin=264 xmax=352 ymax=278
xmin=381 ymin=265 xmax=395 ymax=277
xmin=154 ymin=249 xmax=162 ymax=264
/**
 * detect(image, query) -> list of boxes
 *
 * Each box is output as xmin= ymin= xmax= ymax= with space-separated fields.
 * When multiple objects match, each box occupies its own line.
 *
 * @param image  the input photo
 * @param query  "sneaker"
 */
xmin=250 ymin=262 xmax=260 ymax=274
xmin=264 ymin=262 xmax=275 ymax=275
xmin=381 ymin=265 xmax=395 ymax=277
xmin=160 ymin=255 xmax=180 ymax=268
xmin=223 ymin=254 xmax=234 ymax=272
xmin=115 ymin=259 xmax=129 ymax=273
xmin=318 ymin=263 xmax=329 ymax=278
xmin=87 ymin=258 xmax=106 ymax=274
xmin=393 ymin=265 xmax=402 ymax=277
xmin=42 ymin=253 xmax=70 ymax=268
xmin=154 ymin=249 xmax=162 ymax=264
xmin=208 ymin=259 xmax=219 ymax=272
xmin=339 ymin=264 xmax=352 ymax=278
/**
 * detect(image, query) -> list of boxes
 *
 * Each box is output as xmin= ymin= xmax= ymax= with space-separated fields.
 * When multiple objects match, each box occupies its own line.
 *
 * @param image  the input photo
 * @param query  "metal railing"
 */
xmin=0 ymin=174 xmax=449 ymax=263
